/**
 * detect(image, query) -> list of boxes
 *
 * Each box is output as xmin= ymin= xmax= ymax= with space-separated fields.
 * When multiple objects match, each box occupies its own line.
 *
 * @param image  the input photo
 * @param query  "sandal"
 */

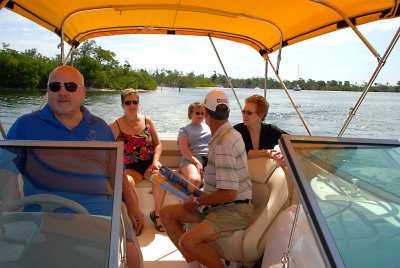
xmin=150 ymin=211 xmax=165 ymax=232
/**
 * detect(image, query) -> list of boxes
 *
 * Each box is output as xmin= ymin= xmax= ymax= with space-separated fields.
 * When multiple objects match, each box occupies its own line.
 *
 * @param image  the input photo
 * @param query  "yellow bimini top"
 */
xmin=2 ymin=0 xmax=400 ymax=56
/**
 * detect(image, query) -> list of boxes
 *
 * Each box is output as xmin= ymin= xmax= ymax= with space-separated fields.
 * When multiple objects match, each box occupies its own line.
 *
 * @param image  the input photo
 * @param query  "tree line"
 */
xmin=1 ymin=41 xmax=399 ymax=92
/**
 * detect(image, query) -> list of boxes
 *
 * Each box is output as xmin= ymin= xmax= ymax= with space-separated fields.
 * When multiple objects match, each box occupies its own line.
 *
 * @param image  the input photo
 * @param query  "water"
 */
xmin=1 ymin=88 xmax=400 ymax=140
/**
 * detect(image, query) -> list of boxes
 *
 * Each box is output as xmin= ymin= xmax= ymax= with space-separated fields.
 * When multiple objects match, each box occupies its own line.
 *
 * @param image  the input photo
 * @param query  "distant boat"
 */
xmin=294 ymin=65 xmax=302 ymax=91
xmin=293 ymin=84 xmax=302 ymax=91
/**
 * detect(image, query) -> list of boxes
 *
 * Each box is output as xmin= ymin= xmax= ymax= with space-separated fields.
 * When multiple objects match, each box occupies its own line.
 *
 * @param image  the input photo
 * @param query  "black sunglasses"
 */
xmin=48 ymin=82 xmax=81 ymax=92
xmin=194 ymin=111 xmax=204 ymax=115
xmin=241 ymin=110 xmax=255 ymax=116
xmin=124 ymin=100 xmax=139 ymax=105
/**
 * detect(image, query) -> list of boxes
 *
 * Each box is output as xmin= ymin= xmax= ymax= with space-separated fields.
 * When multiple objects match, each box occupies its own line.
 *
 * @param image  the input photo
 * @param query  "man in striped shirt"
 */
xmin=160 ymin=90 xmax=253 ymax=268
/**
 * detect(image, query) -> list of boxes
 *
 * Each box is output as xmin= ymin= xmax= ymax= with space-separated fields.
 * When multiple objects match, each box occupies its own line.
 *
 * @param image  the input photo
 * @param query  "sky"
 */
xmin=1 ymin=8 xmax=399 ymax=85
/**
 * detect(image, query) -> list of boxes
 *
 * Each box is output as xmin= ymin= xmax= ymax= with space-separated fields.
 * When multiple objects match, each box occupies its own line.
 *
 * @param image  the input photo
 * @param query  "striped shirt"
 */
xmin=203 ymin=122 xmax=252 ymax=200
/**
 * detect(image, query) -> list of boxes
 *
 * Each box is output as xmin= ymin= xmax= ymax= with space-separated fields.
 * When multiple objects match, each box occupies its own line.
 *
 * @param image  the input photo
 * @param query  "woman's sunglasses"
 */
xmin=48 ymin=82 xmax=81 ymax=92
xmin=241 ymin=110 xmax=255 ymax=116
xmin=194 ymin=111 xmax=204 ymax=115
xmin=124 ymin=100 xmax=139 ymax=105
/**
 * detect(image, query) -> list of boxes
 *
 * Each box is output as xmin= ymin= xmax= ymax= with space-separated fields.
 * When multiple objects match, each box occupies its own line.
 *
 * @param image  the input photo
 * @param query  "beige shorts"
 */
xmin=202 ymin=202 xmax=254 ymax=234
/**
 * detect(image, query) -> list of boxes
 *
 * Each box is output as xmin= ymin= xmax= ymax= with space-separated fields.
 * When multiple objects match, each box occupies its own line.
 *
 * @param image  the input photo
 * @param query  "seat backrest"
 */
xmin=248 ymin=156 xmax=279 ymax=219
xmin=211 ymin=156 xmax=289 ymax=263
xmin=158 ymin=133 xmax=181 ymax=169
xmin=242 ymin=156 xmax=289 ymax=262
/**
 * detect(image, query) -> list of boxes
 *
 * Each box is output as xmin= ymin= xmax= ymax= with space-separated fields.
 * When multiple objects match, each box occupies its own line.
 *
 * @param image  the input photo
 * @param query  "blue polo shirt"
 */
xmin=6 ymin=104 xmax=116 ymax=216
xmin=7 ymin=104 xmax=115 ymax=142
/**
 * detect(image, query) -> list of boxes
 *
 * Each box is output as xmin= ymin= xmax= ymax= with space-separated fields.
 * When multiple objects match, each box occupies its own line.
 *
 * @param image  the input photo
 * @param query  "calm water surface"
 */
xmin=1 ymin=88 xmax=399 ymax=140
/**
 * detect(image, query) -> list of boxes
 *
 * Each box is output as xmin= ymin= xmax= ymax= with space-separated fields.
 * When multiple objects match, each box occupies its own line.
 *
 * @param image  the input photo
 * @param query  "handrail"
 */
xmin=338 ymin=26 xmax=400 ymax=137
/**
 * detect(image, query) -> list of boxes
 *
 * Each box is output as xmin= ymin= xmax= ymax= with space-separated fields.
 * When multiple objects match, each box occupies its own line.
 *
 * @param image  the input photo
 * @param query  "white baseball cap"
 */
xmin=203 ymin=90 xmax=230 ymax=111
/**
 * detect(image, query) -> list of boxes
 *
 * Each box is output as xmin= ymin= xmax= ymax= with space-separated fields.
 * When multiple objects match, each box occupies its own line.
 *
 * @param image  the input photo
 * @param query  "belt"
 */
xmin=211 ymin=199 xmax=250 ymax=207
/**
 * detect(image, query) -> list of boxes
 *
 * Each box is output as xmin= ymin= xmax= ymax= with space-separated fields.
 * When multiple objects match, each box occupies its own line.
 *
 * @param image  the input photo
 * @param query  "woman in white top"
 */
xmin=177 ymin=102 xmax=211 ymax=188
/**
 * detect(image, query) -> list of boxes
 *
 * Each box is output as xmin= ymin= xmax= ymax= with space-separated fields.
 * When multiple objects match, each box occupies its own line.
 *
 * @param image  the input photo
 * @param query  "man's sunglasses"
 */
xmin=48 ymin=82 xmax=81 ymax=92
xmin=241 ymin=110 xmax=255 ymax=116
xmin=124 ymin=100 xmax=139 ymax=105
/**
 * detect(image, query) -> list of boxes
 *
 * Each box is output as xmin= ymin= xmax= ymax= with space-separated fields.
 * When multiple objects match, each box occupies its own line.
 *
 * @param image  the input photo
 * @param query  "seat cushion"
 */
xmin=248 ymin=157 xmax=279 ymax=183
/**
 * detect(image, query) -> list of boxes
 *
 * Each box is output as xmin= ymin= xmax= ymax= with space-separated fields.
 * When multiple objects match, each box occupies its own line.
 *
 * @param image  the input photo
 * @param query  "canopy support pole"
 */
xmin=0 ymin=0 xmax=8 ymax=11
xmin=264 ymin=59 xmax=268 ymax=98
xmin=311 ymin=0 xmax=381 ymax=61
xmin=266 ymin=56 xmax=313 ymax=136
xmin=61 ymin=46 xmax=75 ymax=66
xmin=338 ymin=27 xmax=400 ymax=137
xmin=208 ymin=35 xmax=242 ymax=111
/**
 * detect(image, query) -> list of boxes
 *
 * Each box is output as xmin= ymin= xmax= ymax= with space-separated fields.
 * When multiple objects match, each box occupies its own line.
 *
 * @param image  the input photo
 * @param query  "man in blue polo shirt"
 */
xmin=6 ymin=65 xmax=143 ymax=268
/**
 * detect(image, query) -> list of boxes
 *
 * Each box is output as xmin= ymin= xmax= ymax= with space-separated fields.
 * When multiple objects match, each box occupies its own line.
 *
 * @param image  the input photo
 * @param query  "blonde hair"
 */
xmin=121 ymin=88 xmax=139 ymax=103
xmin=187 ymin=102 xmax=203 ymax=119
xmin=245 ymin=95 xmax=269 ymax=121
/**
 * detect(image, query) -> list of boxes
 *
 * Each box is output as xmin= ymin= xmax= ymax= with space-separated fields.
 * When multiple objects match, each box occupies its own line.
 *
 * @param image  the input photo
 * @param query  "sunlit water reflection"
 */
xmin=1 ymin=88 xmax=399 ymax=140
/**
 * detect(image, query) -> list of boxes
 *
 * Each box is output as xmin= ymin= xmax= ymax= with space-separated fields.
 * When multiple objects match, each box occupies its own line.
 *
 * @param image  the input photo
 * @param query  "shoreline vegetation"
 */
xmin=1 ymin=41 xmax=399 ymax=93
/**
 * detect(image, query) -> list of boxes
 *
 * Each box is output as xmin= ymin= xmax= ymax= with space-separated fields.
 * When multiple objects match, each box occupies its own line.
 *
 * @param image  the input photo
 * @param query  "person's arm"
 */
xmin=178 ymin=135 xmax=203 ymax=172
xmin=0 ymin=149 xmax=23 ymax=212
xmin=122 ymin=171 xmax=144 ymax=235
xmin=147 ymin=117 xmax=162 ymax=170
xmin=108 ymin=120 xmax=120 ymax=139
xmin=0 ymin=169 xmax=21 ymax=212
xmin=183 ymin=189 xmax=236 ymax=212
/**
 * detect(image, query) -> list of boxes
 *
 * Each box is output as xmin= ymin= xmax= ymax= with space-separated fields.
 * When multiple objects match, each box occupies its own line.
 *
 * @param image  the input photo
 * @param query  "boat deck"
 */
xmin=138 ymin=224 xmax=186 ymax=268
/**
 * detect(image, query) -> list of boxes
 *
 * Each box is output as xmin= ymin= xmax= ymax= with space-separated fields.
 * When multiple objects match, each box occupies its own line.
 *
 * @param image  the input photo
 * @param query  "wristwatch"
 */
xmin=192 ymin=197 xmax=201 ymax=208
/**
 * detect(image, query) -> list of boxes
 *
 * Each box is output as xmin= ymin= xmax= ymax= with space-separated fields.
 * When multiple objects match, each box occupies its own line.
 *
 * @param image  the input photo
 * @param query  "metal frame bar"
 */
xmin=0 ymin=0 xmax=9 ymax=11
xmin=279 ymin=135 xmax=347 ymax=267
xmin=266 ymin=56 xmax=313 ymax=136
xmin=310 ymin=0 xmax=400 ymax=137
xmin=208 ymin=35 xmax=242 ymax=111
xmin=338 ymin=27 xmax=400 ymax=137
xmin=264 ymin=59 xmax=268 ymax=97
xmin=310 ymin=0 xmax=381 ymax=61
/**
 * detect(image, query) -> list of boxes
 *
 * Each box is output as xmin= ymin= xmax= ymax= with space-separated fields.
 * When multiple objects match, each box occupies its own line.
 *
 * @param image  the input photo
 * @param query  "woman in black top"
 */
xmin=234 ymin=95 xmax=286 ymax=166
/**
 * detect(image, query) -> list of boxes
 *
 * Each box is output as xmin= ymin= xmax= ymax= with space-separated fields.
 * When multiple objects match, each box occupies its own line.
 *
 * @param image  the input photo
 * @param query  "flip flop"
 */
xmin=150 ymin=211 xmax=165 ymax=232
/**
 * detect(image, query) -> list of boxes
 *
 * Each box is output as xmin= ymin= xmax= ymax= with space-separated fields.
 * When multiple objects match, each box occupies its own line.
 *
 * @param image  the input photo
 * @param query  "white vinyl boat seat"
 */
xmin=211 ymin=156 xmax=289 ymax=264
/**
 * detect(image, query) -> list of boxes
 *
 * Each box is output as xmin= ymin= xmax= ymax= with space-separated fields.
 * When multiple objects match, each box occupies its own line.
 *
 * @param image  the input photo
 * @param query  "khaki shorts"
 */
xmin=202 ymin=202 xmax=254 ymax=234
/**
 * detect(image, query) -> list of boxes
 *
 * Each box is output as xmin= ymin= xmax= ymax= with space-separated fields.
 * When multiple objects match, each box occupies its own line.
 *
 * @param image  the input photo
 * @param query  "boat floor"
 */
xmin=138 ymin=224 xmax=187 ymax=268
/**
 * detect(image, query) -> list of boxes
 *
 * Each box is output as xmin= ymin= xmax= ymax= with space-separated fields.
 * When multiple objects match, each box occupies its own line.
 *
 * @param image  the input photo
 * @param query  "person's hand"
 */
xmin=194 ymin=161 xmax=203 ymax=178
xmin=150 ymin=160 xmax=162 ymax=171
xmin=183 ymin=195 xmax=198 ymax=213
xmin=128 ymin=207 xmax=144 ymax=235
xmin=268 ymin=149 xmax=286 ymax=168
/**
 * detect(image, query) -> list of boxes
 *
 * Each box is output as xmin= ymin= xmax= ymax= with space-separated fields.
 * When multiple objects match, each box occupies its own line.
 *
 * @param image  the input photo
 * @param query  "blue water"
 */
xmin=1 ymin=88 xmax=399 ymax=139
